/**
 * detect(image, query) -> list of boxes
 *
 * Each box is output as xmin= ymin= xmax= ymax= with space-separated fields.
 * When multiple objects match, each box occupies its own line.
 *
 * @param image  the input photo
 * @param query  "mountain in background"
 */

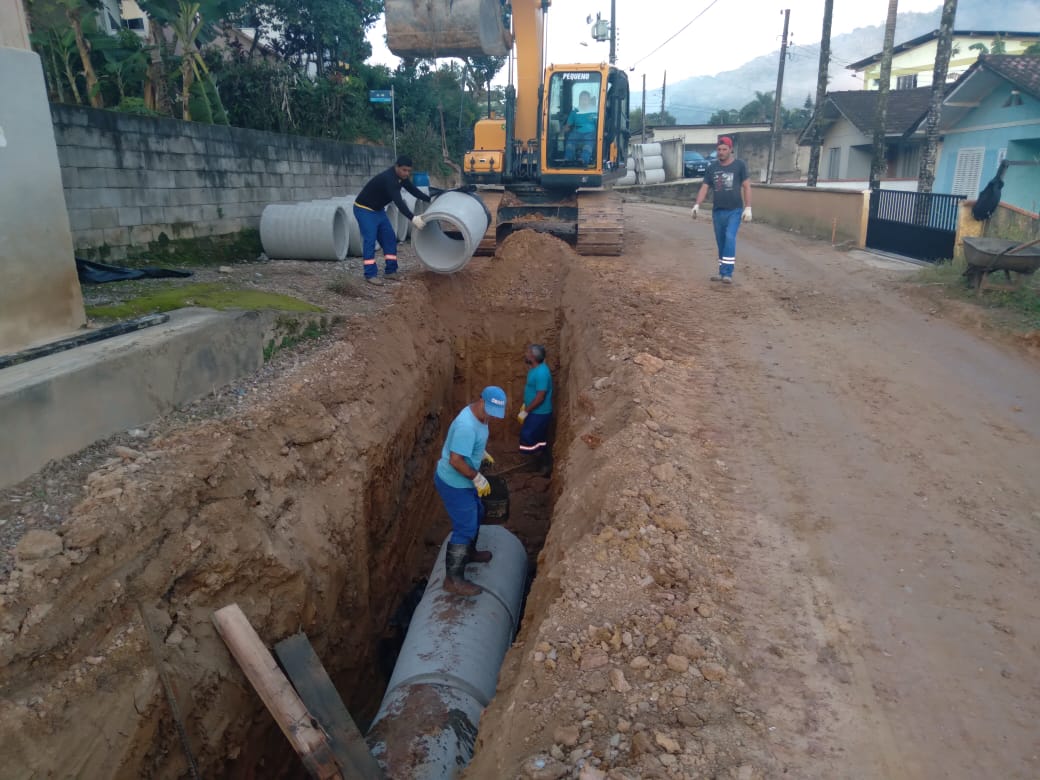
xmin=640 ymin=0 xmax=1040 ymax=125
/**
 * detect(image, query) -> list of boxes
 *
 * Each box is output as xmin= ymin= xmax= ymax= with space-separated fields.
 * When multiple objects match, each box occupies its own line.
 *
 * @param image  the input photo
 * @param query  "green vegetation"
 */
xmin=263 ymin=315 xmax=338 ymax=361
xmin=25 ymin=0 xmax=507 ymax=171
xmin=85 ymin=282 xmax=321 ymax=320
xmin=913 ymin=257 xmax=1040 ymax=331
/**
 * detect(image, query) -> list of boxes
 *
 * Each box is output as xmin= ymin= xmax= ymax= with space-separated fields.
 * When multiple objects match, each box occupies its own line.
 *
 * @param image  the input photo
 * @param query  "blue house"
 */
xmin=931 ymin=54 xmax=1040 ymax=214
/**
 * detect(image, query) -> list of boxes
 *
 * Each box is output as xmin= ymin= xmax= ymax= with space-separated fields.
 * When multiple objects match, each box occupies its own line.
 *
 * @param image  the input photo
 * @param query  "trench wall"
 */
xmin=0 ymin=286 xmax=454 ymax=778
xmin=49 ymin=105 xmax=395 ymax=260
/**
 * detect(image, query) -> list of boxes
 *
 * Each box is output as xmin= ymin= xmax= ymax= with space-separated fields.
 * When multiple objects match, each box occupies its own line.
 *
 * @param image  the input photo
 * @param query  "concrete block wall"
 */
xmin=50 ymin=105 xmax=394 ymax=259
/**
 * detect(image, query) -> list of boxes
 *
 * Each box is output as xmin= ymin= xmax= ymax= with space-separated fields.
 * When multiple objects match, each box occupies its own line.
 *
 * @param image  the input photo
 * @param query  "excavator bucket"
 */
xmin=384 ymin=0 xmax=512 ymax=58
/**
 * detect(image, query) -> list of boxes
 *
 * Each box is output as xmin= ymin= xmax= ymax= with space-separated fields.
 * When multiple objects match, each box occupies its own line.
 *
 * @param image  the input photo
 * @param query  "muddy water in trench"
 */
xmin=0 ymin=233 xmax=582 ymax=779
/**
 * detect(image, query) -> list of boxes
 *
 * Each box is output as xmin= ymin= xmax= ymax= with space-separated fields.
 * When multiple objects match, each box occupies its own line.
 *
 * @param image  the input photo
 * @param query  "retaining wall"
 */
xmin=752 ymin=184 xmax=870 ymax=247
xmin=50 ymin=105 xmax=394 ymax=259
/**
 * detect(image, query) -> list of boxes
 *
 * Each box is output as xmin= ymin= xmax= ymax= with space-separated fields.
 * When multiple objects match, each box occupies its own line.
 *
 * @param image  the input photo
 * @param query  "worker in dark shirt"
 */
xmin=353 ymin=155 xmax=432 ymax=285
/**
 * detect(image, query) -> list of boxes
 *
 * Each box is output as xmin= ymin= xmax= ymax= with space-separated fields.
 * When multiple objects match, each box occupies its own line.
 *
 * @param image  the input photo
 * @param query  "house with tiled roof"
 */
xmin=848 ymin=30 xmax=1040 ymax=91
xmin=797 ymin=87 xmax=934 ymax=189
xmin=925 ymin=54 xmax=1040 ymax=215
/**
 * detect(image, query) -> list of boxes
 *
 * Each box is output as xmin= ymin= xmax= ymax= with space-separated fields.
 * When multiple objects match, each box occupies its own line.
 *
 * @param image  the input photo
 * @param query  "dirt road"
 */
xmin=629 ymin=203 xmax=1040 ymax=778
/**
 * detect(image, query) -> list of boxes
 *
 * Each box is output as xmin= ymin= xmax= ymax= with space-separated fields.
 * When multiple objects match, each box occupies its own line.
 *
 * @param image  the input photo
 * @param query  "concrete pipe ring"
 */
xmin=412 ymin=191 xmax=491 ymax=274
xmin=260 ymin=203 xmax=349 ymax=261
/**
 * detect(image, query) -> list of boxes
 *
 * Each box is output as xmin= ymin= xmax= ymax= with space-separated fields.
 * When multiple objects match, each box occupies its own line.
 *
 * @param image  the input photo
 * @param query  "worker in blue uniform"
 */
xmin=517 ymin=344 xmax=553 ymax=475
xmin=434 ymin=386 xmax=507 ymax=596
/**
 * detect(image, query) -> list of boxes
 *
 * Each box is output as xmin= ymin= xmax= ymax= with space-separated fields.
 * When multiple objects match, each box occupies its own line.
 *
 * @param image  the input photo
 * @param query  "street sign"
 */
xmin=369 ymin=90 xmax=392 ymax=104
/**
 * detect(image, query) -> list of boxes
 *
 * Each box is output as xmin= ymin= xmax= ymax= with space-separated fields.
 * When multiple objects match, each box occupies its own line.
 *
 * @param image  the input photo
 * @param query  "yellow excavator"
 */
xmin=384 ymin=0 xmax=631 ymax=255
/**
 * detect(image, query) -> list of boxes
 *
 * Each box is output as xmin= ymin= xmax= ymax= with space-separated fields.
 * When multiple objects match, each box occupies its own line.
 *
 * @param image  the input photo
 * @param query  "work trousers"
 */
xmin=712 ymin=207 xmax=743 ymax=278
xmin=353 ymin=205 xmax=399 ymax=277
xmin=434 ymin=473 xmax=485 ymax=545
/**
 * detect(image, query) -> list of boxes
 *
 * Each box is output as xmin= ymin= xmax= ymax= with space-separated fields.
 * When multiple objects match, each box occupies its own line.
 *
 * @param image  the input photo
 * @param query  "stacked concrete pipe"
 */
xmin=366 ymin=525 xmax=527 ymax=779
xmin=259 ymin=202 xmax=349 ymax=261
xmin=412 ymin=191 xmax=491 ymax=274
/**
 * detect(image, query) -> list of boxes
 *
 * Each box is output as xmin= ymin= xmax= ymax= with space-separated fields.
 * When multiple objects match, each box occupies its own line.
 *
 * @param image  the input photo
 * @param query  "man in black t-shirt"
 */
xmin=690 ymin=136 xmax=752 ymax=284
xmin=353 ymin=155 xmax=432 ymax=285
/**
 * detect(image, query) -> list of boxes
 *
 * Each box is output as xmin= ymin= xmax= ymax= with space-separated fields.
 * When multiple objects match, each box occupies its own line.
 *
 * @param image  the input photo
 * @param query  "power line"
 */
xmin=629 ymin=0 xmax=721 ymax=69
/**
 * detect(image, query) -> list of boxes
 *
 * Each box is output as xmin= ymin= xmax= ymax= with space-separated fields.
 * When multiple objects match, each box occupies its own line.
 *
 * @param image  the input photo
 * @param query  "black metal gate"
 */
xmin=865 ymin=189 xmax=964 ymax=262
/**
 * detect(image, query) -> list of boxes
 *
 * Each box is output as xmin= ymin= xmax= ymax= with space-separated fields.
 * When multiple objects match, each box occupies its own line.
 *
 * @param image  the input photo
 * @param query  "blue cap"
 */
xmin=481 ymin=386 xmax=507 ymax=418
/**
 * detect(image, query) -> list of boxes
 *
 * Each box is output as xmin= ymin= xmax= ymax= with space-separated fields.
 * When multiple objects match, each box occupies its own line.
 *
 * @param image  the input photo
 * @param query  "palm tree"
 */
xmin=806 ymin=0 xmax=834 ymax=187
xmin=869 ymin=0 xmax=899 ymax=191
xmin=916 ymin=0 xmax=957 ymax=197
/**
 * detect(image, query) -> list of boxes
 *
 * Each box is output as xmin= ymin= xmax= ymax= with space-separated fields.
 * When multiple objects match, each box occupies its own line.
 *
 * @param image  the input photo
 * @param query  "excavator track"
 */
xmin=575 ymin=190 xmax=624 ymax=256
xmin=472 ymin=188 xmax=624 ymax=257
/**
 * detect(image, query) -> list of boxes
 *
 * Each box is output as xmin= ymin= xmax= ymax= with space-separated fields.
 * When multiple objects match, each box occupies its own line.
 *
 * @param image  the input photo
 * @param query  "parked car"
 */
xmin=683 ymin=151 xmax=709 ymax=178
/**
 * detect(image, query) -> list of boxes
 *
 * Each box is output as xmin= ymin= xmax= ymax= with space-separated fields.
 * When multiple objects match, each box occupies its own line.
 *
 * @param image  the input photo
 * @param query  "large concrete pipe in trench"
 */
xmin=366 ymin=525 xmax=527 ymax=779
xmin=259 ymin=203 xmax=348 ymax=261
xmin=412 ymin=191 xmax=491 ymax=274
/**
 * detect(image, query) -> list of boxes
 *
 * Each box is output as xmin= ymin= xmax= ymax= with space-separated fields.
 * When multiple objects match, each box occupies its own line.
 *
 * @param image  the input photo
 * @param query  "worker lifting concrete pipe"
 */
xmin=412 ymin=190 xmax=491 ymax=274
xmin=366 ymin=525 xmax=527 ymax=779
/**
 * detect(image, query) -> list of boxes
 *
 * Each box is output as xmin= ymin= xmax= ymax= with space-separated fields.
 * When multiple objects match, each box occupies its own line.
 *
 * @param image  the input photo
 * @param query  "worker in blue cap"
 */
xmin=434 ymin=386 xmax=507 ymax=596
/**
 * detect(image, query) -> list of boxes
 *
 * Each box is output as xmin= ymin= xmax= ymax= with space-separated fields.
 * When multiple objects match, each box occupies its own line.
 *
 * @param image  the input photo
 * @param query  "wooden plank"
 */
xmin=275 ymin=634 xmax=385 ymax=780
xmin=212 ymin=604 xmax=343 ymax=780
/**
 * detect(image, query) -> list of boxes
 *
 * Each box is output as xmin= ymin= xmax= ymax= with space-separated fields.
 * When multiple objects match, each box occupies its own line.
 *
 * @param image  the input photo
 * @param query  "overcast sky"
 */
xmin=367 ymin=0 xmax=949 ymax=83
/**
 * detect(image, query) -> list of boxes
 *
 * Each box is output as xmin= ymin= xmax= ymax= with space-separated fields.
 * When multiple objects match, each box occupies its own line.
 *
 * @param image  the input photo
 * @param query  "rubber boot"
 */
xmin=466 ymin=529 xmax=493 ymax=564
xmin=443 ymin=543 xmax=482 ymax=596
xmin=537 ymin=448 xmax=554 ymax=478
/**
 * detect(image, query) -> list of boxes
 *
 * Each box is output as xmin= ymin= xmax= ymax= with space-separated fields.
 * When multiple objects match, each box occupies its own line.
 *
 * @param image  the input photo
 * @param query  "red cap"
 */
xmin=718 ymin=136 xmax=733 ymax=148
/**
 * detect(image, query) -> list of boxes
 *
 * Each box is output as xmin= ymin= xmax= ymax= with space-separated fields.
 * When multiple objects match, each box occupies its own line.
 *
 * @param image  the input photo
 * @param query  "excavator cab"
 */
xmin=542 ymin=64 xmax=630 ymax=189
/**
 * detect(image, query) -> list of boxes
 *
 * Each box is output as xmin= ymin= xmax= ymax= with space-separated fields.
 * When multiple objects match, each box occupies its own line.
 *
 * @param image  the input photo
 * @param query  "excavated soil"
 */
xmin=5 ymin=203 xmax=1040 ymax=780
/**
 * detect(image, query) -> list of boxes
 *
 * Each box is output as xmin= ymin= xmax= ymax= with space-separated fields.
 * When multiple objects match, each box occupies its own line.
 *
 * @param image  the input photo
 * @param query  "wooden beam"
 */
xmin=212 ymin=604 xmax=343 ymax=780
xmin=275 ymin=634 xmax=385 ymax=780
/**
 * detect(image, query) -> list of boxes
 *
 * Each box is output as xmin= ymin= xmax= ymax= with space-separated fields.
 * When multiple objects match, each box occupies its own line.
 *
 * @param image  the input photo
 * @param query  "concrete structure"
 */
xmin=50 ymin=105 xmax=394 ymax=260
xmin=621 ymin=180 xmax=870 ymax=249
xmin=367 ymin=526 xmax=528 ymax=778
xmin=0 ymin=1 xmax=30 ymax=49
xmin=849 ymin=30 xmax=1040 ymax=91
xmin=0 ymin=308 xmax=286 ymax=489
xmin=753 ymin=185 xmax=870 ymax=247
xmin=0 ymin=33 xmax=87 ymax=354
xmin=647 ymin=122 xmax=771 ymax=157
xmin=799 ymin=88 xmax=933 ymax=190
xmin=924 ymin=55 xmax=1040 ymax=212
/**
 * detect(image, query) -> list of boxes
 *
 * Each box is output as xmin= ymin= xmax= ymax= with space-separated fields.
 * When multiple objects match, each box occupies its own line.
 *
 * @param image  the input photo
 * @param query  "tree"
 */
xmin=869 ymin=0 xmax=899 ymax=191
xmin=630 ymin=108 xmax=676 ymax=129
xmin=806 ymin=0 xmax=834 ymax=187
xmin=708 ymin=108 xmax=739 ymax=125
xmin=43 ymin=0 xmax=104 ymax=107
xmin=916 ymin=0 xmax=957 ymax=197
xmin=264 ymin=0 xmax=381 ymax=76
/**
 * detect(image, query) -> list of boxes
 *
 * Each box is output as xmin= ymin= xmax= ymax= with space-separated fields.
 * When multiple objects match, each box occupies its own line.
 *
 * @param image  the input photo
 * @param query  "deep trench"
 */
xmin=260 ymin=302 xmax=567 ymax=778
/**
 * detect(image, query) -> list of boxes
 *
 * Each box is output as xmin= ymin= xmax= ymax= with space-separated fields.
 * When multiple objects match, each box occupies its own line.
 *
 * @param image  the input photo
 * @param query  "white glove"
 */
xmin=517 ymin=404 xmax=528 ymax=424
xmin=472 ymin=472 xmax=491 ymax=497
xmin=690 ymin=204 xmax=700 ymax=220
xmin=481 ymin=451 xmax=495 ymax=466
xmin=411 ymin=215 xmax=426 ymax=230
xmin=742 ymin=207 xmax=752 ymax=223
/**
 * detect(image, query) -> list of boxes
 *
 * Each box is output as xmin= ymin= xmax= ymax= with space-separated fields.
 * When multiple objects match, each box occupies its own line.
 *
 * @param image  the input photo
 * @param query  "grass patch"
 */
xmin=911 ymin=257 xmax=1040 ymax=331
xmin=327 ymin=274 xmax=368 ymax=299
xmin=85 ymin=282 xmax=322 ymax=321
xmin=263 ymin=315 xmax=337 ymax=361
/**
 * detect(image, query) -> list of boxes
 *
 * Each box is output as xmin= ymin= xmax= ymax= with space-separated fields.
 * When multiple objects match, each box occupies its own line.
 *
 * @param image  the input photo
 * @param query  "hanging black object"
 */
xmin=972 ymin=159 xmax=1009 ymax=222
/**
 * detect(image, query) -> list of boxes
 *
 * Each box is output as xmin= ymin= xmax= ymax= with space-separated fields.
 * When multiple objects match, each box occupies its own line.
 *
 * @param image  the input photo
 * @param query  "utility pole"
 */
xmin=641 ymin=73 xmax=647 ymax=141
xmin=609 ymin=0 xmax=616 ymax=65
xmin=767 ymin=9 xmax=791 ymax=183
xmin=806 ymin=0 xmax=834 ymax=186
xmin=661 ymin=71 xmax=667 ymax=117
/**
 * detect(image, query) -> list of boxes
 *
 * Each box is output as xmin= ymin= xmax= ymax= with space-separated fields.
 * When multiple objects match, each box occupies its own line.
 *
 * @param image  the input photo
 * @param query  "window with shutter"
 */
xmin=951 ymin=147 xmax=985 ymax=197
xmin=827 ymin=147 xmax=841 ymax=179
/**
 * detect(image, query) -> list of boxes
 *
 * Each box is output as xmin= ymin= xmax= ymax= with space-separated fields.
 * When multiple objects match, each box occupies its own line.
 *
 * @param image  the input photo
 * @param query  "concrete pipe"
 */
xmin=636 ymin=142 xmax=662 ymax=157
xmin=366 ymin=526 xmax=528 ymax=779
xmin=387 ymin=190 xmax=418 ymax=241
xmin=642 ymin=169 xmax=667 ymax=184
xmin=260 ymin=203 xmax=348 ymax=261
xmin=412 ymin=191 xmax=491 ymax=274
xmin=311 ymin=197 xmax=364 ymax=257
xmin=384 ymin=0 xmax=511 ymax=58
xmin=638 ymin=155 xmax=665 ymax=172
